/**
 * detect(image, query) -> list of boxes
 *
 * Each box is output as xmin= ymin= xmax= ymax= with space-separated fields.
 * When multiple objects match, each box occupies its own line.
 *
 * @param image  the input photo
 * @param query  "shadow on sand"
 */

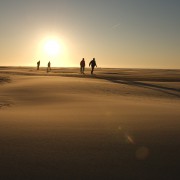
xmin=0 ymin=103 xmax=11 ymax=109
xmin=58 ymin=71 xmax=180 ymax=98
xmin=98 ymin=77 xmax=180 ymax=98
xmin=0 ymin=76 xmax=11 ymax=84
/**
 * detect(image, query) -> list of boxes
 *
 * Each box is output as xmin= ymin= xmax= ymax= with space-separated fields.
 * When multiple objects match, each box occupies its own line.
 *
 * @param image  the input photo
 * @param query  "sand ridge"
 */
xmin=0 ymin=67 xmax=180 ymax=179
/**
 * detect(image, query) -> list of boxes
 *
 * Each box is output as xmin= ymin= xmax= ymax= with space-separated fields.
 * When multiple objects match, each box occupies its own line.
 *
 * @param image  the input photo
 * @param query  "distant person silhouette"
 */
xmin=47 ymin=61 xmax=51 ymax=72
xmin=37 ymin=60 xmax=40 ymax=70
xmin=80 ymin=58 xmax=85 ymax=74
xmin=89 ymin=58 xmax=97 ymax=74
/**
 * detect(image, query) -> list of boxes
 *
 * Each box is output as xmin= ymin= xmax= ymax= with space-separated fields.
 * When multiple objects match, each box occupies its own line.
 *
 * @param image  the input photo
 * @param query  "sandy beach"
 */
xmin=0 ymin=67 xmax=180 ymax=179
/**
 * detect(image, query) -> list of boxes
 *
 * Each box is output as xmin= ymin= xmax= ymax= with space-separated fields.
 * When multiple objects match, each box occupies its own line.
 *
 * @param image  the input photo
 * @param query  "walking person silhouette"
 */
xmin=47 ymin=61 xmax=51 ymax=72
xmin=80 ymin=58 xmax=85 ymax=74
xmin=37 ymin=60 xmax=40 ymax=70
xmin=89 ymin=58 xmax=97 ymax=74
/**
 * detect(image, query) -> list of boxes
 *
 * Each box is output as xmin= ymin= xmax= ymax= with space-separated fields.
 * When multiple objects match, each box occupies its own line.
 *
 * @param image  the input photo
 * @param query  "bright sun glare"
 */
xmin=37 ymin=36 xmax=69 ymax=67
xmin=44 ymin=39 xmax=61 ymax=56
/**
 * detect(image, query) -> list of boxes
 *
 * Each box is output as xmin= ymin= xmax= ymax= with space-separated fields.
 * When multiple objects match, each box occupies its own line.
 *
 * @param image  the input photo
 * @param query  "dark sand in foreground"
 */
xmin=0 ymin=67 xmax=180 ymax=179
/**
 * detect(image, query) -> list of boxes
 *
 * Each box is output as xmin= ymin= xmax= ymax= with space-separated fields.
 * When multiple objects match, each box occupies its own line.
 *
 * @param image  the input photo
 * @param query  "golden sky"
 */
xmin=0 ymin=0 xmax=180 ymax=68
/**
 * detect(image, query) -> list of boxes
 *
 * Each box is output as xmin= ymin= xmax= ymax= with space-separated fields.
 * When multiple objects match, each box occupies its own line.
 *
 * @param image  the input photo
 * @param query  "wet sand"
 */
xmin=0 ymin=67 xmax=180 ymax=179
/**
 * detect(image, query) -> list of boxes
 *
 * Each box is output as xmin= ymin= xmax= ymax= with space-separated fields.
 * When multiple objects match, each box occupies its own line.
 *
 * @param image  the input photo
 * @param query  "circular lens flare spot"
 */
xmin=136 ymin=146 xmax=150 ymax=160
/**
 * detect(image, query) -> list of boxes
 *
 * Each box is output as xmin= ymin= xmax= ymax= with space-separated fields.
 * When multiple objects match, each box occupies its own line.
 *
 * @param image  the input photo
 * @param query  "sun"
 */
xmin=44 ymin=39 xmax=61 ymax=56
xmin=37 ymin=36 xmax=69 ymax=67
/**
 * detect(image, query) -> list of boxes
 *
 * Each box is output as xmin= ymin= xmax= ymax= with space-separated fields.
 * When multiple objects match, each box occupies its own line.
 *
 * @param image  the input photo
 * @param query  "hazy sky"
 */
xmin=0 ymin=0 xmax=180 ymax=68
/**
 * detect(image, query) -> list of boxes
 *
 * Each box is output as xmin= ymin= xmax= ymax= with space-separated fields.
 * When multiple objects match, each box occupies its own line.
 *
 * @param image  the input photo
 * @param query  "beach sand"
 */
xmin=0 ymin=67 xmax=180 ymax=179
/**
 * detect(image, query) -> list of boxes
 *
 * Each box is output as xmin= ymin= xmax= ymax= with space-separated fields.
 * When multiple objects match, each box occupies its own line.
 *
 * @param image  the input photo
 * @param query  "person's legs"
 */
xmin=80 ymin=66 xmax=83 ymax=73
xmin=91 ymin=66 xmax=94 ymax=74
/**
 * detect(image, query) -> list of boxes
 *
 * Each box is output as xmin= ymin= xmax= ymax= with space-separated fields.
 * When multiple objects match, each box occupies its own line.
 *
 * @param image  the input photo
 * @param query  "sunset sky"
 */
xmin=0 ymin=0 xmax=180 ymax=68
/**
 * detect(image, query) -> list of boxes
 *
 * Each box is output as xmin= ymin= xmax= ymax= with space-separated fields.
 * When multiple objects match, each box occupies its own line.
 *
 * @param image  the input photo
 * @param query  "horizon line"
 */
xmin=0 ymin=66 xmax=180 ymax=70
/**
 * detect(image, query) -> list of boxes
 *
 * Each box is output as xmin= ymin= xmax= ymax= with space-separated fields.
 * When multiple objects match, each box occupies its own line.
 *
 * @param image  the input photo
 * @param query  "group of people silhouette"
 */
xmin=37 ymin=60 xmax=51 ymax=72
xmin=80 ymin=58 xmax=97 ymax=74
xmin=37 ymin=58 xmax=97 ymax=75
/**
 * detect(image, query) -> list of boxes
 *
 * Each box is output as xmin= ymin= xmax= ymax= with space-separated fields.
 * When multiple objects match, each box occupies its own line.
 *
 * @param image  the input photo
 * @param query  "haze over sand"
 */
xmin=0 ymin=67 xmax=180 ymax=179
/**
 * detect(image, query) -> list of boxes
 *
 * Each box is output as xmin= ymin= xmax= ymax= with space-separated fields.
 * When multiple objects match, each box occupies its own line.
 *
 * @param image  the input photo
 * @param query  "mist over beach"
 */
xmin=0 ymin=67 xmax=180 ymax=179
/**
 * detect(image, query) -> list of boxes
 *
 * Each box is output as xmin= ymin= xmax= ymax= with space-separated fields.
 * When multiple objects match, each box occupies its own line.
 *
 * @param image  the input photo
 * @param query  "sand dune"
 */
xmin=0 ymin=67 xmax=180 ymax=179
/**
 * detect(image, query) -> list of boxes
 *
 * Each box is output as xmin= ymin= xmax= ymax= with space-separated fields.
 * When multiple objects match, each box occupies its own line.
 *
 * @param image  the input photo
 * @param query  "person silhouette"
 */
xmin=89 ymin=58 xmax=97 ymax=74
xmin=47 ymin=61 xmax=51 ymax=72
xmin=37 ymin=60 xmax=40 ymax=70
xmin=80 ymin=58 xmax=85 ymax=74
